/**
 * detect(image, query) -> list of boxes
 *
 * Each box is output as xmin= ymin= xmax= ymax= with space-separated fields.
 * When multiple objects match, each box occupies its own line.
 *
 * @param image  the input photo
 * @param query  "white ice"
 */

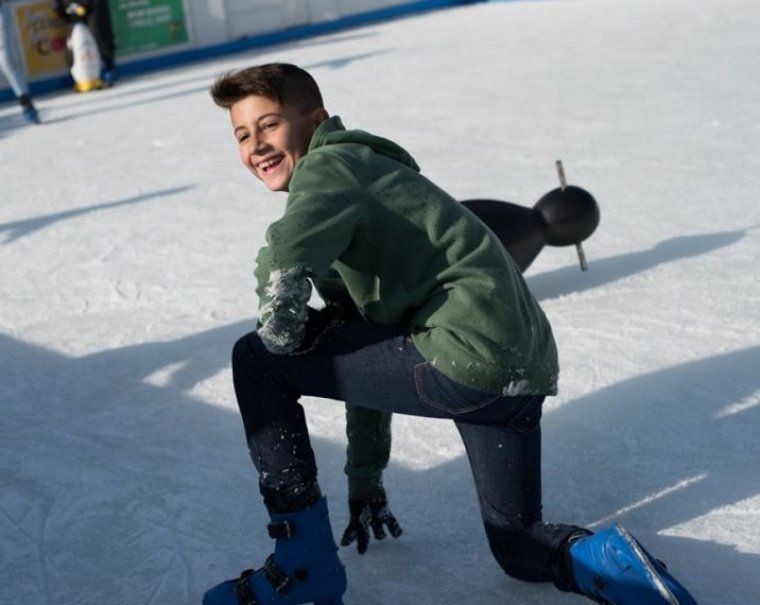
xmin=1 ymin=0 xmax=759 ymax=603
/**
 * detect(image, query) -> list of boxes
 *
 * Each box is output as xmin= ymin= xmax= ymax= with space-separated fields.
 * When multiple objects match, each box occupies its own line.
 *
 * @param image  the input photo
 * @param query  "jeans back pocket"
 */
xmin=414 ymin=361 xmax=500 ymax=415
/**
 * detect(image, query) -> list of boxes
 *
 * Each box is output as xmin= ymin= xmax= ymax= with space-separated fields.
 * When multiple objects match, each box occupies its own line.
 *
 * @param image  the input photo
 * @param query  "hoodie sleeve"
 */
xmin=345 ymin=404 xmax=392 ymax=499
xmin=314 ymin=268 xmax=357 ymax=311
xmin=254 ymin=152 xmax=365 ymax=354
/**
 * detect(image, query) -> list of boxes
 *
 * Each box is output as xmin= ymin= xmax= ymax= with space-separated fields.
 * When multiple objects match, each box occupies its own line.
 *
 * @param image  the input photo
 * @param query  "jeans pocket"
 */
xmin=414 ymin=361 xmax=500 ymax=415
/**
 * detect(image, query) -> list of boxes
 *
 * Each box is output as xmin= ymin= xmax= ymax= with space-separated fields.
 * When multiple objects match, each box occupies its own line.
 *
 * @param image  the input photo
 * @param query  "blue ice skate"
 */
xmin=570 ymin=524 xmax=697 ymax=604
xmin=203 ymin=496 xmax=346 ymax=605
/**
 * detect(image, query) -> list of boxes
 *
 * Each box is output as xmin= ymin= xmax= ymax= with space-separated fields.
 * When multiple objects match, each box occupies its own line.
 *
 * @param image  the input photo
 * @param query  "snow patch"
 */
xmin=502 ymin=379 xmax=529 ymax=397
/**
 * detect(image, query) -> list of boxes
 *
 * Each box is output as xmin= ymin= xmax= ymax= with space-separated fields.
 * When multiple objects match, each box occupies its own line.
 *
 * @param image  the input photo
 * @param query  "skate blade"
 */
xmin=614 ymin=524 xmax=679 ymax=605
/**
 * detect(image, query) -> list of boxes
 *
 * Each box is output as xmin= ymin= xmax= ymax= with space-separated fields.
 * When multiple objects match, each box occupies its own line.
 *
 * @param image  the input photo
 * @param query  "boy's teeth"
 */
xmin=260 ymin=156 xmax=282 ymax=169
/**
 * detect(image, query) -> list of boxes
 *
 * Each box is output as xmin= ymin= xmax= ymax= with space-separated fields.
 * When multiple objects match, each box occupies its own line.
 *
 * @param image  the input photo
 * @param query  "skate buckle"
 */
xmin=267 ymin=519 xmax=296 ymax=539
xmin=234 ymin=569 xmax=259 ymax=605
xmin=264 ymin=554 xmax=293 ymax=593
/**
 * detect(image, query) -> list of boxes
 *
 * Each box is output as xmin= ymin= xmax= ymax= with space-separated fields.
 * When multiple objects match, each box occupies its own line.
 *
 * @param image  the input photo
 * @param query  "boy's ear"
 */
xmin=312 ymin=108 xmax=329 ymax=127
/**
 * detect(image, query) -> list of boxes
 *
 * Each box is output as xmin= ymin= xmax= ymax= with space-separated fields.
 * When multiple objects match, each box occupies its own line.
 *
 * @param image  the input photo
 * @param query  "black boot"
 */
xmin=18 ymin=95 xmax=40 ymax=124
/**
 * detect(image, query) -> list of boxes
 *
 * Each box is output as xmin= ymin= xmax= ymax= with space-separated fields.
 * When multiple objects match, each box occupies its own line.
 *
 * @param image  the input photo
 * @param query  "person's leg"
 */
xmin=454 ymin=397 xmax=698 ymax=603
xmin=0 ymin=7 xmax=29 ymax=97
xmin=0 ymin=8 xmax=39 ymax=123
xmin=454 ymin=403 xmax=589 ymax=592
xmin=405 ymin=356 xmax=589 ymax=589
xmin=233 ymin=321 xmax=586 ymax=584
xmin=88 ymin=0 xmax=116 ymax=72
xmin=231 ymin=321 xmax=443 ymax=513
xmin=205 ymin=322 xmax=441 ymax=604
xmin=227 ymin=321 xmax=697 ymax=604
xmin=231 ymin=331 xmax=319 ymax=513
xmin=232 ymin=320 xmax=580 ymax=559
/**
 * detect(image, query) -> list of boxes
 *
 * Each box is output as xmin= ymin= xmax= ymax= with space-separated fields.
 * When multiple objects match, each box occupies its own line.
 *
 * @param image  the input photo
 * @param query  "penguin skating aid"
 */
xmin=67 ymin=21 xmax=103 ymax=92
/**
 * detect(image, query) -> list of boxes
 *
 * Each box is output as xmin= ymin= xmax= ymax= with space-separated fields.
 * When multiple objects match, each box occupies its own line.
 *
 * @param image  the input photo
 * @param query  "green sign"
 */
xmin=109 ymin=0 xmax=189 ymax=56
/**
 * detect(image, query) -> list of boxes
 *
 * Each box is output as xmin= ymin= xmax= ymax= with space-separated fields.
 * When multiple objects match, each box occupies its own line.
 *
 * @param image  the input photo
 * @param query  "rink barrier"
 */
xmin=0 ymin=0 xmax=492 ymax=102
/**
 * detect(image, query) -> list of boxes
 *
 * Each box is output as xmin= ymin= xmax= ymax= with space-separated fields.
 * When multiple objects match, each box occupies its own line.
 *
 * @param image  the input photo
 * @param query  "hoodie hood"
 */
xmin=308 ymin=116 xmax=420 ymax=172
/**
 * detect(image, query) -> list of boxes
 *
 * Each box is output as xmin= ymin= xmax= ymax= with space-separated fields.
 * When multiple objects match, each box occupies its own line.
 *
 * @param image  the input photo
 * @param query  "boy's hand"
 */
xmin=340 ymin=492 xmax=403 ymax=554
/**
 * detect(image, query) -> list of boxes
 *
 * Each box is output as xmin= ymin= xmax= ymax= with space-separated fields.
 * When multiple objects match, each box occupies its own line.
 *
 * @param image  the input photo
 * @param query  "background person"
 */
xmin=0 ymin=0 xmax=39 ymax=123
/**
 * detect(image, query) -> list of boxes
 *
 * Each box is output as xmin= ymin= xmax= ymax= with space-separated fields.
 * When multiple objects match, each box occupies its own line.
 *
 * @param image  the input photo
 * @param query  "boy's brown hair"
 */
xmin=210 ymin=63 xmax=324 ymax=113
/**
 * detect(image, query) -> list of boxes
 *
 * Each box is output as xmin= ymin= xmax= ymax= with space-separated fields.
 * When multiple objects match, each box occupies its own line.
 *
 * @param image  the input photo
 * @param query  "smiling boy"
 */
xmin=204 ymin=63 xmax=696 ymax=605
xmin=231 ymin=93 xmax=324 ymax=192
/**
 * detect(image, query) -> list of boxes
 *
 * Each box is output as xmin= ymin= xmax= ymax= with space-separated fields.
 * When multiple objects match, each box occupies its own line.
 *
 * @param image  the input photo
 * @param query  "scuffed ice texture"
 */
xmin=1 ymin=0 xmax=759 ymax=603
xmin=258 ymin=267 xmax=312 ymax=355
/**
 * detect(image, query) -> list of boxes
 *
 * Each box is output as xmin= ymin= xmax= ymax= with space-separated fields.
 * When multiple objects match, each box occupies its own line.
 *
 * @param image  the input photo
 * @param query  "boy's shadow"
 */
xmin=2 ymin=332 xmax=758 ymax=603
xmin=0 ymin=326 xmax=351 ymax=604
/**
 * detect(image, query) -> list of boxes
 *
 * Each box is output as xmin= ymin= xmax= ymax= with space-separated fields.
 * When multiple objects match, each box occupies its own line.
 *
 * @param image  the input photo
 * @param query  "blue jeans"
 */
xmin=232 ymin=321 xmax=585 ymax=589
xmin=0 ymin=6 xmax=29 ymax=97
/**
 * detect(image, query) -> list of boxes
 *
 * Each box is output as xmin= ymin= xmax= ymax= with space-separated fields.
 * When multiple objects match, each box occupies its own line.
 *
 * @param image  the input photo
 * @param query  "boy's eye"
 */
xmin=237 ymin=134 xmax=249 ymax=143
xmin=262 ymin=122 xmax=278 ymax=130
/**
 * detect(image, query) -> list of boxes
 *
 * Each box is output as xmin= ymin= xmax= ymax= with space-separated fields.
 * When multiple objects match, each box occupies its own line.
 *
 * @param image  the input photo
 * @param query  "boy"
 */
xmin=205 ymin=63 xmax=696 ymax=605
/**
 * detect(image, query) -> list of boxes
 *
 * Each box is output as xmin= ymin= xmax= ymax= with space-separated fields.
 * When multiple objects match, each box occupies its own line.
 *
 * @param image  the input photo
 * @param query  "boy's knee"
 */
xmin=485 ymin=523 xmax=546 ymax=582
xmin=232 ymin=331 xmax=265 ymax=371
xmin=232 ymin=331 xmax=288 ymax=393
xmin=485 ymin=522 xmax=589 ymax=589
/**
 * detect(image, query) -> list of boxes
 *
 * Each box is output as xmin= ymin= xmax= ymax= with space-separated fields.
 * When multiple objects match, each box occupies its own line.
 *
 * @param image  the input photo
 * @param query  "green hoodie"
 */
xmin=255 ymin=116 xmax=558 ymax=395
xmin=254 ymin=116 xmax=559 ymax=498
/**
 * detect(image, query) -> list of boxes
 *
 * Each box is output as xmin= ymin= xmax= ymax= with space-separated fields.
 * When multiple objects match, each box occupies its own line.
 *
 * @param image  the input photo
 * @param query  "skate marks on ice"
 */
xmin=540 ymin=345 xmax=760 ymax=605
xmin=2 ymin=327 xmax=758 ymax=604
xmin=527 ymin=229 xmax=746 ymax=301
xmin=0 ymin=322 xmax=425 ymax=605
xmin=0 ymin=326 xmax=552 ymax=605
xmin=42 ymin=50 xmax=390 ymax=125
xmin=0 ymin=185 xmax=195 ymax=245
xmin=0 ymin=323 xmax=257 ymax=605
xmin=304 ymin=50 xmax=391 ymax=71
xmin=43 ymin=31 xmax=382 ymax=113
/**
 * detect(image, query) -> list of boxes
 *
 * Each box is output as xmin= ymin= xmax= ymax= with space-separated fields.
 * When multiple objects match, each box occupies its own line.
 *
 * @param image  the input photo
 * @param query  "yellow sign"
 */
xmin=12 ymin=0 xmax=69 ymax=77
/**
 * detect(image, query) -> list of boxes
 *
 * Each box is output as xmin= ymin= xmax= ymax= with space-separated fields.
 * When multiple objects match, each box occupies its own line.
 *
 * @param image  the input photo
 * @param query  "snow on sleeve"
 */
xmin=253 ymin=152 xmax=365 ymax=354
xmin=257 ymin=266 xmax=312 ymax=354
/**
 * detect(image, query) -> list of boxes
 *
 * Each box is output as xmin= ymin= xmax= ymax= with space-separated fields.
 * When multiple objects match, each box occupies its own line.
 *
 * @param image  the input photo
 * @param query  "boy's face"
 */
xmin=230 ymin=95 xmax=326 ymax=192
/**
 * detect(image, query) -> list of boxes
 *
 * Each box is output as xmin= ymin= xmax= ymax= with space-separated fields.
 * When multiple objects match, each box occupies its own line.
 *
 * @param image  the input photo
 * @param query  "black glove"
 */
xmin=340 ymin=493 xmax=403 ymax=554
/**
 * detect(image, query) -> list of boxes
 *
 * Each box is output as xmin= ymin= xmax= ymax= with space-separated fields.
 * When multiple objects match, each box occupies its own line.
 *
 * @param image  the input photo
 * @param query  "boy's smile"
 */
xmin=230 ymin=95 xmax=327 ymax=192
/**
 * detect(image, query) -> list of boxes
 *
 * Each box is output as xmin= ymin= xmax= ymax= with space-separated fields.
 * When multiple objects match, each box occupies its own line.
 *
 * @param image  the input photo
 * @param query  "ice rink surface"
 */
xmin=1 ymin=0 xmax=759 ymax=603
